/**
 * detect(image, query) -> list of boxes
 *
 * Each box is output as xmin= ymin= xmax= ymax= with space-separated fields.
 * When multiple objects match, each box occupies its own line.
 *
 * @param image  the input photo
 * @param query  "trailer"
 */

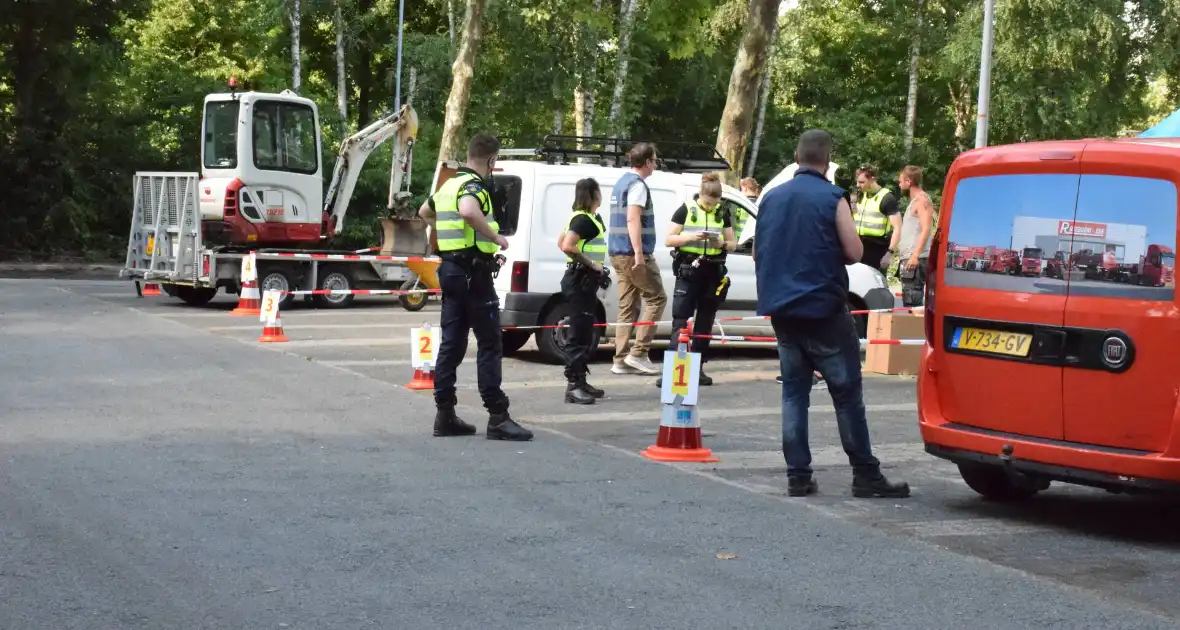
xmin=120 ymin=80 xmax=440 ymax=311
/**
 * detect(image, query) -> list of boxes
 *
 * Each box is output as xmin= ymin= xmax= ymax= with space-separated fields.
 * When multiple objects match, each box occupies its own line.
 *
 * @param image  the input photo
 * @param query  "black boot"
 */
xmin=851 ymin=473 xmax=911 ymax=498
xmin=487 ymin=411 xmax=534 ymax=441
xmin=788 ymin=476 xmax=818 ymax=497
xmin=580 ymin=369 xmax=605 ymax=399
xmin=433 ymin=405 xmax=477 ymax=437
xmin=565 ymin=381 xmax=596 ymax=405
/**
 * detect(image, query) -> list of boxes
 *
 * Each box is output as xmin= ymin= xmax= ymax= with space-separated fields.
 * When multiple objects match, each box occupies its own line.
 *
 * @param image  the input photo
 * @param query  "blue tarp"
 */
xmin=1138 ymin=109 xmax=1180 ymax=138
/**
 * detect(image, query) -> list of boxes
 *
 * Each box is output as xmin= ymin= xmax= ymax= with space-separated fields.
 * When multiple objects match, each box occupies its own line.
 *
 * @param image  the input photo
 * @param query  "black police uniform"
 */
xmin=429 ymin=167 xmax=532 ymax=441
xmin=561 ymin=211 xmax=610 ymax=405
xmin=660 ymin=199 xmax=733 ymax=387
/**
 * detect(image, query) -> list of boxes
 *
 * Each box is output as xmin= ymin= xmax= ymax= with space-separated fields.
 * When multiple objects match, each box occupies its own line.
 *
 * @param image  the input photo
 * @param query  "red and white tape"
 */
xmin=500 ymin=307 xmax=922 ymax=332
xmin=281 ymin=288 xmax=441 ymax=297
xmin=262 ymin=252 xmax=440 ymax=263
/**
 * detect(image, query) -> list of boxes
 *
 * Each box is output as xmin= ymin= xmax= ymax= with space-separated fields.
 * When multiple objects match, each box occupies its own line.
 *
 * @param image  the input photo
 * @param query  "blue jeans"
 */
xmin=770 ymin=312 xmax=881 ymax=479
xmin=434 ymin=256 xmax=509 ymax=413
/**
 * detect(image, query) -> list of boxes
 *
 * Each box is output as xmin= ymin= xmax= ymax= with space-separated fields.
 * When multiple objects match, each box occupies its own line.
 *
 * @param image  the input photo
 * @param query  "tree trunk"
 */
xmin=573 ymin=0 xmax=603 ymax=157
xmin=438 ymin=0 xmax=489 ymax=163
xmin=553 ymin=107 xmax=564 ymax=134
xmin=715 ymin=0 xmax=779 ymax=185
xmin=335 ymin=0 xmax=348 ymax=129
xmin=447 ymin=0 xmax=456 ymax=52
xmin=902 ymin=0 xmax=925 ymax=160
xmin=606 ymin=0 xmax=639 ymax=137
xmin=288 ymin=0 xmax=302 ymax=93
xmin=949 ymin=79 xmax=973 ymax=154
xmin=746 ymin=14 xmax=780 ymax=178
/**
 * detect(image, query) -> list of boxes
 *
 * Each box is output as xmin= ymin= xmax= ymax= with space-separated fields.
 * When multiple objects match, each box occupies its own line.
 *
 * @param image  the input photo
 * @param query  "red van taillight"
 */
xmin=510 ymin=261 xmax=529 ymax=293
xmin=223 ymin=178 xmax=243 ymax=217
xmin=925 ymin=227 xmax=941 ymax=344
xmin=202 ymin=255 xmax=210 ymax=278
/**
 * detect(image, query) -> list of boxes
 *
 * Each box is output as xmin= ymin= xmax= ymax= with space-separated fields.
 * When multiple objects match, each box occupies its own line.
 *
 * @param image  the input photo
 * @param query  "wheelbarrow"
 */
xmin=399 ymin=258 xmax=439 ymax=312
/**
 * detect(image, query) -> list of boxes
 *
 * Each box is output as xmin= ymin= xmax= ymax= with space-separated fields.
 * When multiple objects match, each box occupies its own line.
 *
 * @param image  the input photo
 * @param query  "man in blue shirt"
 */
xmin=754 ymin=129 xmax=910 ymax=499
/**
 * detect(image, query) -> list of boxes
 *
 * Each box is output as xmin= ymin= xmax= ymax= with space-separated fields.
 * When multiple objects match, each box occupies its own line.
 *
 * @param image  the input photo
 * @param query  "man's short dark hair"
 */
xmin=795 ymin=129 xmax=833 ymax=167
xmin=468 ymin=133 xmax=501 ymax=161
xmin=628 ymin=142 xmax=656 ymax=168
xmin=856 ymin=163 xmax=876 ymax=179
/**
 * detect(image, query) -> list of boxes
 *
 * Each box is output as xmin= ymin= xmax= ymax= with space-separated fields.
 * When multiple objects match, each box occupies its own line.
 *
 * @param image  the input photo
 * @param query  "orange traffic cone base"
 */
xmin=641 ymin=445 xmax=719 ymax=463
xmin=641 ymin=418 xmax=719 ymax=463
xmin=406 ymin=368 xmax=435 ymax=390
xmin=258 ymin=328 xmax=289 ymax=343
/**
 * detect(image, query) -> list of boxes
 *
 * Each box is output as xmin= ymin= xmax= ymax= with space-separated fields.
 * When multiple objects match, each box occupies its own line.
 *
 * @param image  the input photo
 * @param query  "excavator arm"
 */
xmin=322 ymin=103 xmax=419 ymax=236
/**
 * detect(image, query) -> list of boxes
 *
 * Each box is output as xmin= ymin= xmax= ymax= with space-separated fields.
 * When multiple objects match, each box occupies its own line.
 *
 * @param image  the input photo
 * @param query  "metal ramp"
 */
xmin=122 ymin=172 xmax=203 ymax=285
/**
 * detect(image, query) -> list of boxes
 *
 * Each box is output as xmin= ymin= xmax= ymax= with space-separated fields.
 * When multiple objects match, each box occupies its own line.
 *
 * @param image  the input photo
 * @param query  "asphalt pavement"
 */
xmin=3 ymin=277 xmax=1180 ymax=629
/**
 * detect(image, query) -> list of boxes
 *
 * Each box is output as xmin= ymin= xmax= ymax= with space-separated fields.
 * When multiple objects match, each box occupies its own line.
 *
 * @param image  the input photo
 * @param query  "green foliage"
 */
xmin=1 ymin=0 xmax=1176 ymax=260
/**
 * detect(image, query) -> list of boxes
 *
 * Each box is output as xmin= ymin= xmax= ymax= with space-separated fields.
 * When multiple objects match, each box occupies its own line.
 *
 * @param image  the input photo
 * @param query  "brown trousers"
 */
xmin=610 ymin=254 xmax=668 ymax=361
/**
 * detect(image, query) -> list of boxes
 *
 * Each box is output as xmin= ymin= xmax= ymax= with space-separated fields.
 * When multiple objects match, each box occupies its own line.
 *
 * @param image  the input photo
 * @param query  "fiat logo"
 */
xmin=1101 ymin=337 xmax=1128 ymax=368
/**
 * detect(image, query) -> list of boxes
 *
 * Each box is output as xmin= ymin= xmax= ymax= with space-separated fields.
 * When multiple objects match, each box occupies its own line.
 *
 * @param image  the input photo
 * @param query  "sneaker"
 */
xmin=612 ymin=360 xmax=639 ymax=375
xmin=623 ymin=354 xmax=660 ymax=375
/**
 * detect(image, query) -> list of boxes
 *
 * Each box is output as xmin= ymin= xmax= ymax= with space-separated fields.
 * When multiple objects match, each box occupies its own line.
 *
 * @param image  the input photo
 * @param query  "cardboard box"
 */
xmin=864 ymin=311 xmax=924 ymax=376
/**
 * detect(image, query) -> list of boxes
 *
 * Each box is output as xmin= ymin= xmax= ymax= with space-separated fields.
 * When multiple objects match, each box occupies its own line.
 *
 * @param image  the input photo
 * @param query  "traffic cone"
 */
xmin=231 ymin=278 xmax=261 ymax=316
xmin=641 ymin=324 xmax=719 ymax=463
xmin=142 ymin=283 xmax=162 ymax=296
xmin=258 ymin=297 xmax=289 ymax=342
xmin=406 ymin=367 xmax=434 ymax=390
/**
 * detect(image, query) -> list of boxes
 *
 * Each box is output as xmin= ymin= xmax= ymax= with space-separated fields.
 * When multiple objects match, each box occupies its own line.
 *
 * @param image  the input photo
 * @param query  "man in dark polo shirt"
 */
xmin=753 ymin=129 xmax=910 ymax=500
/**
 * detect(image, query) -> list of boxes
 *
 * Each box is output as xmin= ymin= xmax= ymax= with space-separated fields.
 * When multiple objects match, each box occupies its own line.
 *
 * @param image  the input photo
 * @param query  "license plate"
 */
xmin=952 ymin=327 xmax=1032 ymax=357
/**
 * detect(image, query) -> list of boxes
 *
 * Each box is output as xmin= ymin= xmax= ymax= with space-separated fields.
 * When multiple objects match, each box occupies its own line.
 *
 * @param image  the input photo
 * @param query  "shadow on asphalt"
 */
xmin=945 ymin=492 xmax=1180 ymax=545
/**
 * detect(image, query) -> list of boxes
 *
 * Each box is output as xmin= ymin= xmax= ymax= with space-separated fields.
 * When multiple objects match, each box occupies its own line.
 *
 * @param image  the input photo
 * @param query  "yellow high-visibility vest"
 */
xmin=566 ymin=211 xmax=606 ymax=263
xmin=854 ymin=186 xmax=892 ymax=238
xmin=678 ymin=200 xmax=726 ymax=257
xmin=432 ymin=172 xmax=500 ymax=254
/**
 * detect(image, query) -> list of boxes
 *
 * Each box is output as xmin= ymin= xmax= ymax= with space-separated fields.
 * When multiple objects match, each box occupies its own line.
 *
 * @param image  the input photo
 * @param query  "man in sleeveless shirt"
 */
xmin=896 ymin=165 xmax=934 ymax=307
xmin=607 ymin=143 xmax=667 ymax=376
xmin=754 ymin=129 xmax=910 ymax=499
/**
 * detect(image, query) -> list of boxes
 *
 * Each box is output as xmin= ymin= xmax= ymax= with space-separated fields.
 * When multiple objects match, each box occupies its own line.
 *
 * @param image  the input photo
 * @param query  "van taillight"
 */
xmin=925 ymin=228 xmax=941 ymax=344
xmin=223 ymin=178 xmax=243 ymax=217
xmin=202 ymin=255 xmax=210 ymax=278
xmin=510 ymin=261 xmax=529 ymax=293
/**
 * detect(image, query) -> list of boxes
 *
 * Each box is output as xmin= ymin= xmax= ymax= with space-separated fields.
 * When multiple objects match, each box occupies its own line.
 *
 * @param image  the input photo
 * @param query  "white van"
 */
xmin=429 ymin=145 xmax=896 ymax=363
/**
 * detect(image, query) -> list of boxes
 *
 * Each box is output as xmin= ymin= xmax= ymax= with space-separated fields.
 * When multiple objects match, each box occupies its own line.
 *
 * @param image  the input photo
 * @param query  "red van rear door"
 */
xmin=936 ymin=151 xmax=1080 ymax=441
xmin=1059 ymin=143 xmax=1180 ymax=452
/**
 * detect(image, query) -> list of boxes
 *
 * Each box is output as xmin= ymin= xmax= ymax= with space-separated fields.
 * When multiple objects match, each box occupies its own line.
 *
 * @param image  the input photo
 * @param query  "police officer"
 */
xmin=851 ymin=164 xmax=902 ymax=270
xmin=657 ymin=173 xmax=736 ymax=387
xmin=418 ymin=133 xmax=533 ymax=441
xmin=557 ymin=178 xmax=611 ymax=405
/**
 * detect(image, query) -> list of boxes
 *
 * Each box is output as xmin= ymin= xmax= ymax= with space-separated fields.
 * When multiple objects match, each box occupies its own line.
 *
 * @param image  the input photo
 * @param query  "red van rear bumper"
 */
xmin=918 ymin=356 xmax=1180 ymax=494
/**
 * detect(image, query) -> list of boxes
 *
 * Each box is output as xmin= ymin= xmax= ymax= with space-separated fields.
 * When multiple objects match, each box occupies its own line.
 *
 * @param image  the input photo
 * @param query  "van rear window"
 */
xmin=491 ymin=174 xmax=522 ymax=236
xmin=944 ymin=173 xmax=1177 ymax=300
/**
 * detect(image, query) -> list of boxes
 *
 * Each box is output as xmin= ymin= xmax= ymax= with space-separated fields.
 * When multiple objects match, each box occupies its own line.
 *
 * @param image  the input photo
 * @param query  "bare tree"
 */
xmin=335 ymin=0 xmax=348 ymax=128
xmin=438 ymin=0 xmax=489 ymax=162
xmin=288 ymin=0 xmax=302 ymax=92
xmin=903 ymin=0 xmax=926 ymax=159
xmin=715 ymin=0 xmax=778 ymax=185
xmin=606 ymin=0 xmax=639 ymax=137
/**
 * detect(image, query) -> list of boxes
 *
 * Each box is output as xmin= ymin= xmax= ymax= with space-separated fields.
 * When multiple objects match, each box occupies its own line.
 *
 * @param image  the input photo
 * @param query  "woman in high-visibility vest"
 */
xmin=658 ymin=173 xmax=737 ymax=387
xmin=557 ymin=178 xmax=611 ymax=404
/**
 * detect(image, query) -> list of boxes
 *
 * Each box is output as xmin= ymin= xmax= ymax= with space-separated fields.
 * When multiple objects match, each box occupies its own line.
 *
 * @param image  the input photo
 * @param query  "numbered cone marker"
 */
xmin=406 ymin=323 xmax=439 ymax=390
xmin=231 ymin=252 xmax=262 ymax=316
xmin=641 ymin=325 xmax=719 ymax=464
xmin=257 ymin=289 xmax=288 ymax=343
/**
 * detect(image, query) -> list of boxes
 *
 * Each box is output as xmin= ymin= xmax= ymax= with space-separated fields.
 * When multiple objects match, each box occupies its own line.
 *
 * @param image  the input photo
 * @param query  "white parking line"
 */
xmin=204 ymin=322 xmax=424 ymax=332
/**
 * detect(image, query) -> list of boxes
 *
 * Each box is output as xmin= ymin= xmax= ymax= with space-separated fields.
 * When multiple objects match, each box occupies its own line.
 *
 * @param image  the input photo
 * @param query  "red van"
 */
xmin=918 ymin=138 xmax=1180 ymax=500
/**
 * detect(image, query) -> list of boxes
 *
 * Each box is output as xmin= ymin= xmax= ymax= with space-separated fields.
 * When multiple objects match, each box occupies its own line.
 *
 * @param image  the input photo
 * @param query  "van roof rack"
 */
xmin=529 ymin=134 xmax=731 ymax=173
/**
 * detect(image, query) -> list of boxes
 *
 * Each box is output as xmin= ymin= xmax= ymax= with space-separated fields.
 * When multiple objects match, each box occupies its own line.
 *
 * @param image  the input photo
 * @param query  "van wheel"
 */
xmin=536 ymin=301 xmax=601 ymax=365
xmin=502 ymin=330 xmax=532 ymax=357
xmin=957 ymin=463 xmax=1046 ymax=502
